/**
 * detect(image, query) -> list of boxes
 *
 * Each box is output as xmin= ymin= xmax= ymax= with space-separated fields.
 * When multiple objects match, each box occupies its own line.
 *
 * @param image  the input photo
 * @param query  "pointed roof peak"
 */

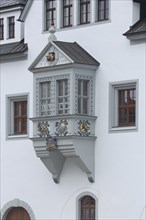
xmin=48 ymin=22 xmax=57 ymax=42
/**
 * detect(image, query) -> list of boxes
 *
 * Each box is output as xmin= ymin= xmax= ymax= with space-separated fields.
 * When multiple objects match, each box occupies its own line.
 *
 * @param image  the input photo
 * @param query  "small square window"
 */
xmin=109 ymin=81 xmax=138 ymax=132
xmin=7 ymin=95 xmax=28 ymax=137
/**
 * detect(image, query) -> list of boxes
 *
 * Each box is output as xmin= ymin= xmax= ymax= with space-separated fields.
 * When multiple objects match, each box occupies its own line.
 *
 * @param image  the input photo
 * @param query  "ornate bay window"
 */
xmin=29 ymin=31 xmax=100 ymax=183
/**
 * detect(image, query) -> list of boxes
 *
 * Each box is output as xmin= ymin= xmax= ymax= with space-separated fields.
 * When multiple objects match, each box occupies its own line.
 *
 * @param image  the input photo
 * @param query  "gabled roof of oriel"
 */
xmin=0 ymin=0 xmax=27 ymax=9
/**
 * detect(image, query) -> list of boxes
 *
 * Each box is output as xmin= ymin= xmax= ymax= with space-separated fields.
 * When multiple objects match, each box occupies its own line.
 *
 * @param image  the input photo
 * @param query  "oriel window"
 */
xmin=98 ymin=0 xmax=109 ymax=21
xmin=0 ymin=18 xmax=4 ymax=40
xmin=8 ymin=16 xmax=15 ymax=38
xmin=46 ymin=0 xmax=56 ymax=30
xmin=63 ymin=0 xmax=73 ymax=27
xmin=80 ymin=0 xmax=90 ymax=24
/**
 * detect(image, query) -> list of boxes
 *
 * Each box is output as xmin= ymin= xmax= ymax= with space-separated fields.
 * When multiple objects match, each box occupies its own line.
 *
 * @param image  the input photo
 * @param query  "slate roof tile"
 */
xmin=0 ymin=0 xmax=27 ymax=8
xmin=123 ymin=18 xmax=146 ymax=36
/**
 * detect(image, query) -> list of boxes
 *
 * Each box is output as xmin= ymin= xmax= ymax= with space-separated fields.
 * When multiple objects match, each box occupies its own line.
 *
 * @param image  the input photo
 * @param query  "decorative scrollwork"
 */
xmin=38 ymin=121 xmax=50 ymax=137
xmin=55 ymin=120 xmax=68 ymax=136
xmin=78 ymin=120 xmax=90 ymax=136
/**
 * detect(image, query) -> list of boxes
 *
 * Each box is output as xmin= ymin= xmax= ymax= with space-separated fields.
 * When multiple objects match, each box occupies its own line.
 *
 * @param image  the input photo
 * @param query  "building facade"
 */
xmin=0 ymin=0 xmax=146 ymax=219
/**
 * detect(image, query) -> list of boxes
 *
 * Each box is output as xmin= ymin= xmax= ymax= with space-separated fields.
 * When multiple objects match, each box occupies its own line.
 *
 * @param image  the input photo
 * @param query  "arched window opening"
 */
xmin=6 ymin=207 xmax=30 ymax=220
xmin=80 ymin=195 xmax=95 ymax=220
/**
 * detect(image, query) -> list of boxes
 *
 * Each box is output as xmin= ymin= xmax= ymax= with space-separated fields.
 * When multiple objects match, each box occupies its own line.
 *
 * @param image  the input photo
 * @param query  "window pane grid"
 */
xmin=14 ymin=101 xmax=27 ymax=134
xmin=81 ymin=196 xmax=95 ymax=220
xmin=78 ymin=79 xmax=89 ymax=115
xmin=80 ymin=0 xmax=90 ymax=24
xmin=8 ymin=16 xmax=15 ymax=38
xmin=40 ymin=82 xmax=51 ymax=116
xmin=58 ymin=79 xmax=69 ymax=115
xmin=98 ymin=0 xmax=109 ymax=21
xmin=63 ymin=0 xmax=73 ymax=27
xmin=46 ymin=0 xmax=56 ymax=30
xmin=0 ymin=18 xmax=4 ymax=40
xmin=118 ymin=89 xmax=136 ymax=126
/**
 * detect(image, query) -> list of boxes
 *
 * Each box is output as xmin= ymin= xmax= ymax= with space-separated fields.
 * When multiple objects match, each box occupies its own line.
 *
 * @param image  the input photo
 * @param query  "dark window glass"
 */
xmin=8 ymin=16 xmax=15 ymax=38
xmin=98 ymin=0 xmax=109 ymax=21
xmin=63 ymin=0 xmax=73 ymax=27
xmin=46 ymin=0 xmax=56 ymax=30
xmin=14 ymin=101 xmax=27 ymax=134
xmin=118 ymin=89 xmax=136 ymax=126
xmin=0 ymin=18 xmax=4 ymax=40
xmin=81 ymin=196 xmax=95 ymax=220
xmin=80 ymin=0 xmax=90 ymax=24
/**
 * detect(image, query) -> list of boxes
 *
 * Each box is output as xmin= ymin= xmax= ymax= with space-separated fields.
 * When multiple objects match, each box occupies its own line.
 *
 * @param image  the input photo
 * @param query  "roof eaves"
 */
xmin=18 ymin=0 xmax=34 ymax=22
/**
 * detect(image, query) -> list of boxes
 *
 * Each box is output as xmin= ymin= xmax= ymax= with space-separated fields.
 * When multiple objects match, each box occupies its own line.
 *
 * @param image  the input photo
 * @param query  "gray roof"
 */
xmin=123 ymin=18 xmax=146 ymax=36
xmin=0 ymin=0 xmax=27 ymax=8
xmin=54 ymin=41 xmax=100 ymax=66
xmin=0 ymin=40 xmax=28 ymax=57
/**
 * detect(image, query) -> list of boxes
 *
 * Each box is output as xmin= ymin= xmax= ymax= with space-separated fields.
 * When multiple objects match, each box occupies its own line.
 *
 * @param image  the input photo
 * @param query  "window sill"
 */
xmin=109 ymin=126 xmax=137 ymax=133
xmin=7 ymin=134 xmax=28 ymax=140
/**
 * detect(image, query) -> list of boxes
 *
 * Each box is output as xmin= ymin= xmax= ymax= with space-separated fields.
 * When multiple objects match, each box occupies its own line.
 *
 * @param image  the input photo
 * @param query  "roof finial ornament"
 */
xmin=48 ymin=21 xmax=57 ymax=42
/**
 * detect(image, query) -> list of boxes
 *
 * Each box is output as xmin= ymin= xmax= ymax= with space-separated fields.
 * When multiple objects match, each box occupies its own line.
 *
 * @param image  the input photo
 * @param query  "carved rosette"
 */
xmin=55 ymin=120 xmax=68 ymax=136
xmin=78 ymin=120 xmax=90 ymax=136
xmin=38 ymin=121 xmax=50 ymax=137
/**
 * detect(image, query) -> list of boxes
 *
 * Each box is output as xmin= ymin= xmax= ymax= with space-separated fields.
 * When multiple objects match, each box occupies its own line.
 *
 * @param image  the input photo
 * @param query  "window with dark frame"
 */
xmin=8 ymin=16 xmax=15 ymax=38
xmin=14 ymin=101 xmax=27 ymax=135
xmin=0 ymin=18 xmax=4 ymax=40
xmin=80 ymin=0 xmax=90 ymax=24
xmin=57 ymin=79 xmax=69 ymax=115
xmin=80 ymin=196 xmax=95 ymax=220
xmin=118 ymin=88 xmax=136 ymax=127
xmin=78 ymin=79 xmax=89 ymax=115
xmin=63 ymin=0 xmax=73 ymax=27
xmin=45 ymin=0 xmax=56 ymax=30
xmin=98 ymin=0 xmax=109 ymax=21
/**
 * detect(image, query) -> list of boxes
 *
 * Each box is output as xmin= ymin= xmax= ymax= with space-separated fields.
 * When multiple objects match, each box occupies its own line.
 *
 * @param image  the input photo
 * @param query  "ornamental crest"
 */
xmin=46 ymin=135 xmax=57 ymax=151
xmin=38 ymin=121 xmax=50 ymax=137
xmin=46 ymin=52 xmax=55 ymax=61
xmin=78 ymin=120 xmax=90 ymax=136
xmin=55 ymin=120 xmax=68 ymax=136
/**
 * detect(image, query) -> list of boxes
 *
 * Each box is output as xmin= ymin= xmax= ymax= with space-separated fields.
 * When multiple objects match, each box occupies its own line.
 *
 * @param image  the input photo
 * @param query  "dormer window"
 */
xmin=0 ymin=18 xmax=4 ymax=40
xmin=8 ymin=16 xmax=15 ymax=39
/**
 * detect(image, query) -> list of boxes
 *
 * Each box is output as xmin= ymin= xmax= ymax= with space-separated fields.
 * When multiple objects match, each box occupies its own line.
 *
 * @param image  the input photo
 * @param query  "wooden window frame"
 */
xmin=8 ymin=16 xmax=15 ymax=39
xmin=0 ymin=18 xmax=4 ymax=40
xmin=80 ymin=0 xmax=90 ymax=25
xmin=63 ymin=0 xmax=73 ymax=27
xmin=45 ymin=0 xmax=56 ymax=30
xmin=14 ymin=101 xmax=27 ymax=135
xmin=7 ymin=95 xmax=28 ymax=138
xmin=98 ymin=0 xmax=109 ymax=21
xmin=80 ymin=196 xmax=95 ymax=220
xmin=118 ymin=89 xmax=136 ymax=127
xmin=109 ymin=81 xmax=138 ymax=132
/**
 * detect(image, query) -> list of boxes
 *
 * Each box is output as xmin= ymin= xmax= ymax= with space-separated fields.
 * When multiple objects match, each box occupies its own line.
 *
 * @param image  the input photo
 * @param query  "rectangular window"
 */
xmin=57 ymin=79 xmax=69 ymax=115
xmin=109 ymin=81 xmax=137 ymax=131
xmin=78 ymin=79 xmax=89 ymax=114
xmin=63 ymin=0 xmax=73 ymax=27
xmin=98 ymin=0 xmax=109 ymax=21
xmin=0 ymin=18 xmax=4 ymax=40
xmin=8 ymin=16 xmax=15 ymax=38
xmin=40 ymin=82 xmax=51 ymax=116
xmin=14 ymin=101 xmax=27 ymax=134
xmin=80 ymin=0 xmax=90 ymax=24
xmin=7 ymin=95 xmax=28 ymax=137
xmin=45 ymin=0 xmax=56 ymax=30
